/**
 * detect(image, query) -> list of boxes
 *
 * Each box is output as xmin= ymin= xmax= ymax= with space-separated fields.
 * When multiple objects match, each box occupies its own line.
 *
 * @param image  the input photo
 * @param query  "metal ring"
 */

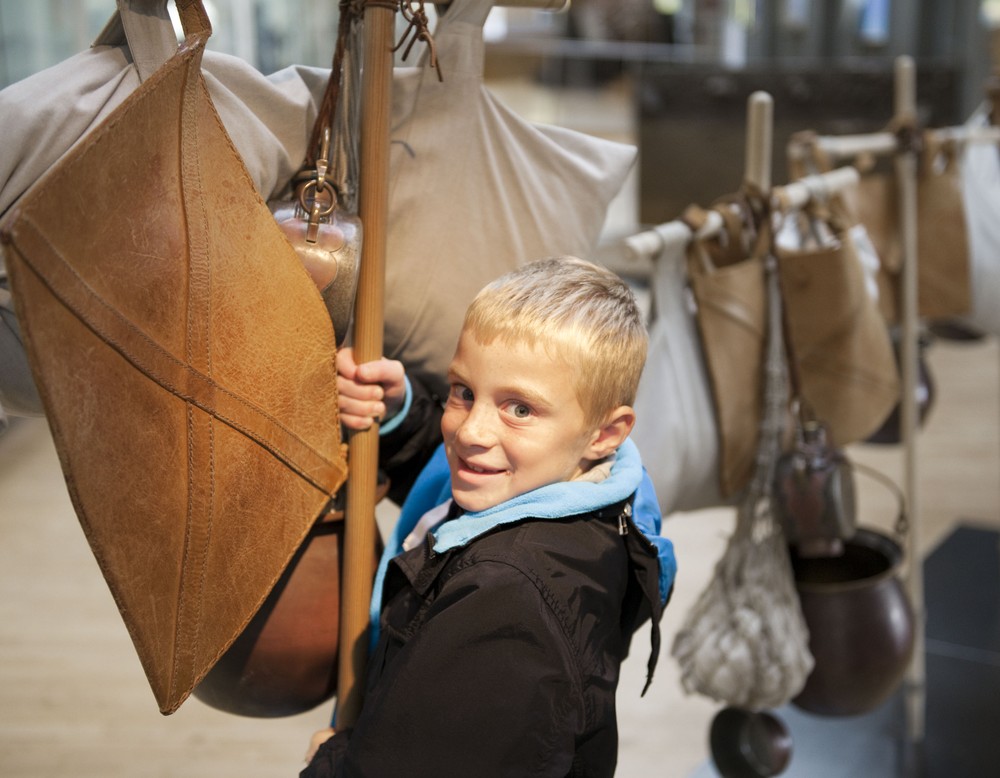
xmin=299 ymin=179 xmax=338 ymax=219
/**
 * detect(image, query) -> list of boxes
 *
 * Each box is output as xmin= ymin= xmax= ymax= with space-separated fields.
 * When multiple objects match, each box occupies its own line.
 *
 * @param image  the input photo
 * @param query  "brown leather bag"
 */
xmin=869 ymin=134 xmax=970 ymax=323
xmin=789 ymin=129 xmax=972 ymax=323
xmin=0 ymin=0 xmax=347 ymax=716
xmin=774 ymin=204 xmax=900 ymax=447
xmin=685 ymin=201 xmax=768 ymax=498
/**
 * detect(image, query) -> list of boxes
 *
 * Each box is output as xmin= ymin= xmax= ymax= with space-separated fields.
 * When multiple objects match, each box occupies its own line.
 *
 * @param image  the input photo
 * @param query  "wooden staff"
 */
xmin=336 ymin=0 xmax=397 ymax=728
xmin=893 ymin=54 xmax=926 ymax=756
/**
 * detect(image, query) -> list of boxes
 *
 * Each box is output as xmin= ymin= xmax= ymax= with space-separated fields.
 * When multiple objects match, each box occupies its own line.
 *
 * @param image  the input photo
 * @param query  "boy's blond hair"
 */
xmin=462 ymin=256 xmax=647 ymax=427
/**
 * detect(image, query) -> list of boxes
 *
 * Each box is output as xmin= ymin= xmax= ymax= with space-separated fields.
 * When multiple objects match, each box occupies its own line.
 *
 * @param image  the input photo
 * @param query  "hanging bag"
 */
xmin=684 ymin=199 xmax=768 ymax=498
xmin=384 ymin=0 xmax=637 ymax=395
xmin=686 ymin=179 xmax=902 ymax=500
xmin=631 ymin=225 xmax=723 ymax=516
xmin=0 ymin=0 xmax=347 ymax=715
xmin=789 ymin=129 xmax=972 ymax=324
xmin=0 ymin=0 xmax=333 ymax=418
xmin=773 ymin=197 xmax=900 ymax=446
xmin=859 ymin=132 xmax=972 ymax=323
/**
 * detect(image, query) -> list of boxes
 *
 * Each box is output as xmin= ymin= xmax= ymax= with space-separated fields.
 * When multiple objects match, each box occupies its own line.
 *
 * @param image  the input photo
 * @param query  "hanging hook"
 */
xmin=394 ymin=1 xmax=444 ymax=81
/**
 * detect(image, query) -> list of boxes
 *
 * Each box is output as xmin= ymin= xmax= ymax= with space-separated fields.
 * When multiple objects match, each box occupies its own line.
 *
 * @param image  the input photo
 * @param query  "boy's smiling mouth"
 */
xmin=458 ymin=458 xmax=506 ymax=476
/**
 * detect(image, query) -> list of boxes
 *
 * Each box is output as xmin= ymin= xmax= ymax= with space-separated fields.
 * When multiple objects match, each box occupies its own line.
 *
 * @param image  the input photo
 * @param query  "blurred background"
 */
xmin=3 ymin=0 xmax=1000 ymax=226
xmin=2 ymin=2 xmax=999 ymax=776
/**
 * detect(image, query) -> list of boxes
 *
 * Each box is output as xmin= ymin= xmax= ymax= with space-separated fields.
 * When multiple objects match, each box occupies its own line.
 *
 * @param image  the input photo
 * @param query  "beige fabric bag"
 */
xmin=385 ymin=0 xmax=637 ymax=395
xmin=0 ymin=2 xmax=327 ymax=215
xmin=631 ymin=228 xmax=724 ymax=516
xmin=789 ymin=129 xmax=972 ymax=324
xmin=774 ymin=204 xmax=900 ymax=446
xmin=685 ymin=202 xmax=768 ymax=499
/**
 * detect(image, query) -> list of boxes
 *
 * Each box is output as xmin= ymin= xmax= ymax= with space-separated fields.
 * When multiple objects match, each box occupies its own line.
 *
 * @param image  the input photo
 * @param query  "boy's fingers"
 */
xmin=337 ymin=377 xmax=384 ymax=402
xmin=340 ymin=397 xmax=385 ymax=417
xmin=340 ymin=413 xmax=373 ymax=431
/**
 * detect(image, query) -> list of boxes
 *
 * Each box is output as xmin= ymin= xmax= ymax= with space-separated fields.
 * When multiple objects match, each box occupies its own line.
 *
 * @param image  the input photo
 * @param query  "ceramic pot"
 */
xmin=193 ymin=515 xmax=344 ymax=717
xmin=791 ymin=527 xmax=915 ymax=716
xmin=709 ymin=707 xmax=793 ymax=777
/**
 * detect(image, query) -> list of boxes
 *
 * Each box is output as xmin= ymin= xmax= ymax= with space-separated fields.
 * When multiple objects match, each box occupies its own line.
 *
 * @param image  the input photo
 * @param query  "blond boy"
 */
xmin=304 ymin=257 xmax=675 ymax=777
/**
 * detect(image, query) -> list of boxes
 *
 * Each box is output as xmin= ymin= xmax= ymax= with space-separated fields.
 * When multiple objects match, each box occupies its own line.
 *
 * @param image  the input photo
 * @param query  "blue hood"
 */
xmin=369 ymin=438 xmax=676 ymax=645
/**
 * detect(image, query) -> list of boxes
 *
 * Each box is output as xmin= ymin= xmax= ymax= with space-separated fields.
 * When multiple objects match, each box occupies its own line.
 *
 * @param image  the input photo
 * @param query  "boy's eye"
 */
xmin=451 ymin=384 xmax=473 ymax=403
xmin=509 ymin=402 xmax=532 ymax=419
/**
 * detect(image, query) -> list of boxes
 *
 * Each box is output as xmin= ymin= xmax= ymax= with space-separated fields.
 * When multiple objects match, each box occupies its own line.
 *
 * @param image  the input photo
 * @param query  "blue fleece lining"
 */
xmin=368 ymin=438 xmax=676 ymax=649
xmin=431 ymin=438 xmax=642 ymax=550
xmin=378 ymin=375 xmax=413 ymax=436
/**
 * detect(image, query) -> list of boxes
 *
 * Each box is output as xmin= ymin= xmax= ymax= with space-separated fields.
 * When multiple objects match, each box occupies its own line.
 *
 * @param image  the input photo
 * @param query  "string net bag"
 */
xmin=670 ymin=244 xmax=814 ymax=711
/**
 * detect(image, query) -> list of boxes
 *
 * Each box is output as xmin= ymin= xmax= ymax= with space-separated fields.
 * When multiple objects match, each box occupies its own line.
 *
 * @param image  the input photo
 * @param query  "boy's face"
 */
xmin=442 ymin=330 xmax=603 ymax=513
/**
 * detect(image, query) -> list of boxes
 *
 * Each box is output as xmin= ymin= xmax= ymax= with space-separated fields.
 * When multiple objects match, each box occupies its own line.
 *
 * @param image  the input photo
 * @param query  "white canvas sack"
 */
xmin=385 ymin=0 xmax=637 ymax=395
xmin=958 ymin=108 xmax=1000 ymax=336
xmin=631 ymin=231 xmax=724 ymax=516
xmin=0 ymin=1 xmax=326 ymax=216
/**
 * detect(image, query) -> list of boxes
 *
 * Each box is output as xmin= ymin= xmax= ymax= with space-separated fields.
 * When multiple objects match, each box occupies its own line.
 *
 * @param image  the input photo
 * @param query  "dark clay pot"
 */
xmin=709 ymin=707 xmax=792 ymax=778
xmin=791 ymin=527 xmax=915 ymax=716
xmin=193 ymin=516 xmax=344 ymax=717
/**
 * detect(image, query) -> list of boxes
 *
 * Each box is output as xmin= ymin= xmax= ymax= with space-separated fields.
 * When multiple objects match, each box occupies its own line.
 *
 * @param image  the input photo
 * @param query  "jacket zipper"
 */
xmin=618 ymin=503 xmax=631 ymax=536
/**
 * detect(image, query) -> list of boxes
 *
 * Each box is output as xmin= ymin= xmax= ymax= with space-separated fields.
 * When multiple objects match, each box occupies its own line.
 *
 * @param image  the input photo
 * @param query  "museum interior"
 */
xmin=1 ymin=1 xmax=998 ymax=776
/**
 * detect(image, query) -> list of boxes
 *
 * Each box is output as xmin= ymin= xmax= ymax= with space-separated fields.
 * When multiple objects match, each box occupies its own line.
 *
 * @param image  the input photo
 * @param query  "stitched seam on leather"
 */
xmin=181 ymin=404 xmax=196 ymax=698
xmin=173 ymin=58 xmax=214 ymax=699
xmin=10 ymin=219 xmax=346 ymax=494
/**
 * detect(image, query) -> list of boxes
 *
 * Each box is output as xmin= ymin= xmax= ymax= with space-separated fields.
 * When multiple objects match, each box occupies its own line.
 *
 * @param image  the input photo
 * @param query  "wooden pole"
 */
xmin=744 ymin=91 xmax=773 ymax=194
xmin=893 ymin=54 xmax=926 ymax=760
xmin=336 ymin=0 xmax=396 ymax=729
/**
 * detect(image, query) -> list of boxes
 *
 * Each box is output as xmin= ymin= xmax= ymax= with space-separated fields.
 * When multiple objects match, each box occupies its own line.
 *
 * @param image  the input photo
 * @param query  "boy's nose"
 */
xmin=455 ymin=404 xmax=495 ymax=447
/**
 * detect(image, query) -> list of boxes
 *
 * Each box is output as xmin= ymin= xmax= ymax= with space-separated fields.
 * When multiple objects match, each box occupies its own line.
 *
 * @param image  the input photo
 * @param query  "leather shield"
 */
xmin=0 ymin=8 xmax=347 ymax=715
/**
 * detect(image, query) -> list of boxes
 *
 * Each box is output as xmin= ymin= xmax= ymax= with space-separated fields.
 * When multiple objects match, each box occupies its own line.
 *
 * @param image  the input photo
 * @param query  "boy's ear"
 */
xmin=585 ymin=405 xmax=636 ymax=460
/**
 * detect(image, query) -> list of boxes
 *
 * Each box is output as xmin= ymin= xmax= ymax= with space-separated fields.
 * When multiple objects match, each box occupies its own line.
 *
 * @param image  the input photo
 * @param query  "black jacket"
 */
xmin=302 ymin=496 xmax=662 ymax=778
xmin=301 ymin=376 xmax=666 ymax=777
